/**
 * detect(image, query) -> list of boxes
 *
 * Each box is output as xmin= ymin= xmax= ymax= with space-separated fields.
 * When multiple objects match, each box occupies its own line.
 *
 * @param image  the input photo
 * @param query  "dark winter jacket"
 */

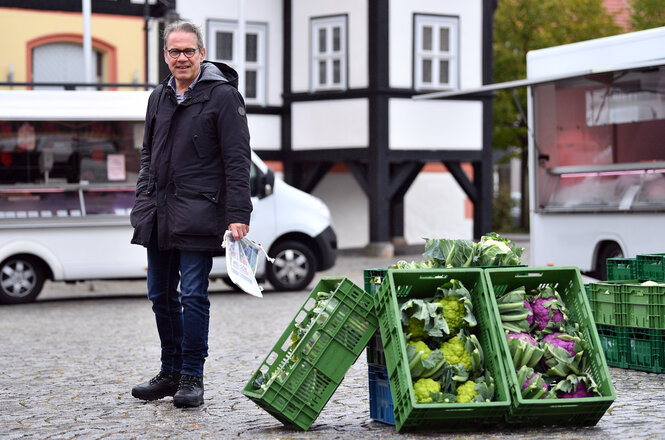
xmin=130 ymin=61 xmax=252 ymax=251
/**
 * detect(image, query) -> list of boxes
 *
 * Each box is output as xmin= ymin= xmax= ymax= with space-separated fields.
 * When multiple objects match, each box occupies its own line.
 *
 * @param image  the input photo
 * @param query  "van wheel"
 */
xmin=267 ymin=240 xmax=316 ymax=291
xmin=0 ymin=256 xmax=45 ymax=304
xmin=595 ymin=242 xmax=623 ymax=281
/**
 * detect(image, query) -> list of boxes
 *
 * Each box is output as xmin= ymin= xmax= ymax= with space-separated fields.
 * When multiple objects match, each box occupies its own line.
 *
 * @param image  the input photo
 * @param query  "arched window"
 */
xmin=27 ymin=34 xmax=117 ymax=89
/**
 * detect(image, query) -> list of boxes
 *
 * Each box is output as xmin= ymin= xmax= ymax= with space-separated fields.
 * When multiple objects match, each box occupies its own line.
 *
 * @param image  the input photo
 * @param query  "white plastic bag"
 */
xmin=222 ymin=230 xmax=274 ymax=298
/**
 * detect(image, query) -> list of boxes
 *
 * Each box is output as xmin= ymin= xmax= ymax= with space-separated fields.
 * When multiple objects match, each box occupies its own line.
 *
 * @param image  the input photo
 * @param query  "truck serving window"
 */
xmin=532 ymin=66 xmax=665 ymax=212
xmin=0 ymin=120 xmax=141 ymax=217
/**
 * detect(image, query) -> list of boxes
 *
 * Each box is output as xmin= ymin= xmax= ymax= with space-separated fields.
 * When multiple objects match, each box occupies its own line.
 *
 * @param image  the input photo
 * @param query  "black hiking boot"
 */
xmin=131 ymin=370 xmax=181 ymax=401
xmin=173 ymin=374 xmax=204 ymax=408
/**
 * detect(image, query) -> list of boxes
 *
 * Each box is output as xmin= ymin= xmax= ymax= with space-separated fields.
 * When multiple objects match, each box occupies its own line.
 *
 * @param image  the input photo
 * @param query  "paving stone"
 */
xmin=2 ymin=243 xmax=665 ymax=439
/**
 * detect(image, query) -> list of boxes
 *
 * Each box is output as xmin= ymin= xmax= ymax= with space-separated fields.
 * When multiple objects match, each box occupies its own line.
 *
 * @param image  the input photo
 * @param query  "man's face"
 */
xmin=164 ymin=30 xmax=205 ymax=87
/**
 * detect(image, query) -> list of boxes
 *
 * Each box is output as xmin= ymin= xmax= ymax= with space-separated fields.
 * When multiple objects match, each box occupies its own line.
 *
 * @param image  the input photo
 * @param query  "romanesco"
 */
xmin=405 ymin=317 xmax=430 ymax=341
xmin=413 ymin=378 xmax=441 ymax=403
xmin=408 ymin=340 xmax=431 ymax=359
xmin=437 ymin=296 xmax=466 ymax=335
xmin=441 ymin=335 xmax=472 ymax=370
xmin=456 ymin=380 xmax=478 ymax=403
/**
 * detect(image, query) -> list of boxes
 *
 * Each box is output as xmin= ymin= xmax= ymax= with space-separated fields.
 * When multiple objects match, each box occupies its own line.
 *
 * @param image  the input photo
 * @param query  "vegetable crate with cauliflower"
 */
xmin=373 ymin=268 xmax=511 ymax=432
xmin=242 ymin=277 xmax=378 ymax=430
xmin=484 ymin=266 xmax=616 ymax=426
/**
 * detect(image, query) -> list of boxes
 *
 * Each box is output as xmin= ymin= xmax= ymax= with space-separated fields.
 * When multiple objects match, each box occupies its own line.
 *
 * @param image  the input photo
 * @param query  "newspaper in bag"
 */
xmin=222 ymin=230 xmax=274 ymax=298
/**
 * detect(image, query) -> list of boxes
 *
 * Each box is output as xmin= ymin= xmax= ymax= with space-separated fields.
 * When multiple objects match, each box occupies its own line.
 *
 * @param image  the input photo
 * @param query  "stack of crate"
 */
xmin=363 ymin=269 xmax=395 ymax=425
xmin=590 ymin=254 xmax=665 ymax=373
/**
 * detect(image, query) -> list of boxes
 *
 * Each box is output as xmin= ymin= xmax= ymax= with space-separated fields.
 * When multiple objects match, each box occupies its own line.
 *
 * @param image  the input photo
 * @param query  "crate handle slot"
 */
xmin=514 ymin=272 xmax=544 ymax=278
xmin=418 ymin=275 xmax=448 ymax=280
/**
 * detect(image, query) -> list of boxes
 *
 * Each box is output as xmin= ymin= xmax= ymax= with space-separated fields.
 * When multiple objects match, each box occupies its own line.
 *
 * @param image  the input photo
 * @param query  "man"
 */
xmin=129 ymin=21 xmax=252 ymax=408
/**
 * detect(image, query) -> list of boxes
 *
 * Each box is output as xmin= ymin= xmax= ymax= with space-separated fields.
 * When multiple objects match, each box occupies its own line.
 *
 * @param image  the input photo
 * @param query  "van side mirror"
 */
xmin=257 ymin=168 xmax=274 ymax=199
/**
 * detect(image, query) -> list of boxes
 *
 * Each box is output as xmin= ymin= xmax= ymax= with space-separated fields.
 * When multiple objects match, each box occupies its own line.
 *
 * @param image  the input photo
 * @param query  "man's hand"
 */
xmin=229 ymin=223 xmax=249 ymax=241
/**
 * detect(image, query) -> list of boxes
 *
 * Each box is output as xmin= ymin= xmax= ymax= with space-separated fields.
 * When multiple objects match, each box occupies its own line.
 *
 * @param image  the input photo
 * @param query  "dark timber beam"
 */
xmin=367 ymin=0 xmax=391 ymax=254
xmin=297 ymin=162 xmax=334 ymax=193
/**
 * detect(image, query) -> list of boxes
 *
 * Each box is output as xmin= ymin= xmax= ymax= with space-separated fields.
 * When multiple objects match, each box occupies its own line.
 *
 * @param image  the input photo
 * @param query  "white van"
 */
xmin=0 ymin=90 xmax=337 ymax=304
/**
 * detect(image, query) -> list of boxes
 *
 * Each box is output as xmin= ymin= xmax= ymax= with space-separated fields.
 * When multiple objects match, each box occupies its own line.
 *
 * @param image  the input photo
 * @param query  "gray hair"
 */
xmin=163 ymin=21 xmax=204 ymax=50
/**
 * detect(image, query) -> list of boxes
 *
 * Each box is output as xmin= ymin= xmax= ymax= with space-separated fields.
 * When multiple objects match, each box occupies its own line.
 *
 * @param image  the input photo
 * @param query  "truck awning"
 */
xmin=413 ymin=58 xmax=665 ymax=100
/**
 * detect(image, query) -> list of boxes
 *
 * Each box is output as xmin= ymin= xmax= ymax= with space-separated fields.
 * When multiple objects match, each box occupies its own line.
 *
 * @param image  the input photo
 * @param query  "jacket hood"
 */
xmin=161 ymin=60 xmax=239 ymax=89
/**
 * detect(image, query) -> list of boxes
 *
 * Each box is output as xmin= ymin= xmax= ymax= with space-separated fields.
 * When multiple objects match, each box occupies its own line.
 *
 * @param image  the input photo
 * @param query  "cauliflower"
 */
xmin=542 ymin=332 xmax=576 ymax=356
xmin=434 ymin=279 xmax=477 ymax=335
xmin=530 ymin=286 xmax=567 ymax=332
xmin=506 ymin=332 xmax=544 ymax=369
xmin=524 ymin=300 xmax=534 ymax=326
xmin=557 ymin=381 xmax=594 ymax=398
xmin=456 ymin=380 xmax=478 ymax=403
xmin=413 ymin=378 xmax=441 ymax=403
xmin=554 ymin=373 xmax=600 ymax=398
xmin=405 ymin=317 xmax=430 ymax=341
xmin=408 ymin=340 xmax=432 ymax=359
xmin=441 ymin=334 xmax=472 ymax=371
xmin=437 ymin=296 xmax=467 ymax=335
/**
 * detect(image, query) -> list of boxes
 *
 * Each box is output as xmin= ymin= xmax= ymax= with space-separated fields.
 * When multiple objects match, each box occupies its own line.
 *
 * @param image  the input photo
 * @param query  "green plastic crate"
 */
xmin=589 ymin=280 xmax=665 ymax=329
xmin=363 ymin=269 xmax=389 ymax=366
xmin=624 ymin=326 xmax=665 ymax=373
xmin=595 ymin=324 xmax=628 ymax=368
xmin=622 ymin=282 xmax=665 ymax=329
xmin=364 ymin=268 xmax=388 ymax=296
xmin=588 ymin=281 xmax=627 ymax=326
xmin=484 ymin=266 xmax=616 ymax=427
xmin=373 ymin=268 xmax=511 ymax=433
xmin=606 ymin=258 xmax=638 ymax=281
xmin=637 ymin=253 xmax=665 ymax=282
xmin=242 ymin=277 xmax=378 ymax=430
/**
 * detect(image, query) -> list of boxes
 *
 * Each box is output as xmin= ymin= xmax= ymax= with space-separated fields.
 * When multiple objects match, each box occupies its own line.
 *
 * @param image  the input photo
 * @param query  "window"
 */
xmin=0 ymin=120 xmax=140 ymax=186
xmin=33 ymin=43 xmax=104 ymax=90
xmin=311 ymin=16 xmax=347 ymax=92
xmin=414 ymin=15 xmax=458 ymax=91
xmin=207 ymin=20 xmax=267 ymax=105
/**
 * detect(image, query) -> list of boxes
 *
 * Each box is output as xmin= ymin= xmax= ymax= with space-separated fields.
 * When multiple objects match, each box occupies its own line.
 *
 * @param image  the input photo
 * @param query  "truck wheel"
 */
xmin=595 ymin=242 xmax=623 ymax=281
xmin=267 ymin=240 xmax=316 ymax=291
xmin=0 ymin=256 xmax=45 ymax=304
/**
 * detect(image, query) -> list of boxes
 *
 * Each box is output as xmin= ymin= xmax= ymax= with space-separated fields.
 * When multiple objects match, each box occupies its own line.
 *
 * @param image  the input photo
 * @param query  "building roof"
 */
xmin=603 ymin=0 xmax=632 ymax=30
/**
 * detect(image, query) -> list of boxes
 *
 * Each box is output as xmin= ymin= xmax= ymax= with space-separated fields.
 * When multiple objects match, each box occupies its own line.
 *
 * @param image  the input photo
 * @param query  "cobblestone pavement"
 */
xmin=2 ymin=237 xmax=665 ymax=439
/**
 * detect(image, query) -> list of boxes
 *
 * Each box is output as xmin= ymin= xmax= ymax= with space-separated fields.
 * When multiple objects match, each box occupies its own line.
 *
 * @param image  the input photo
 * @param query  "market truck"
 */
xmin=0 ymin=90 xmax=336 ymax=304
xmin=416 ymin=26 xmax=665 ymax=279
xmin=526 ymin=27 xmax=665 ymax=279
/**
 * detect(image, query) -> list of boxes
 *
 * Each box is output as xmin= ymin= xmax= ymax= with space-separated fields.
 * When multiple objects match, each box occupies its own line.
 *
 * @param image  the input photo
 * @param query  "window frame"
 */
xmin=310 ymin=15 xmax=348 ymax=92
xmin=413 ymin=14 xmax=459 ymax=91
xmin=207 ymin=19 xmax=267 ymax=106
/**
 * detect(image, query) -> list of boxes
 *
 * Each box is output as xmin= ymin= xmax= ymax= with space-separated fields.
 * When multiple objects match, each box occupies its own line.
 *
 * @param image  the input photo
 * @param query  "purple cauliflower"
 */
xmin=542 ymin=333 xmax=575 ymax=356
xmin=556 ymin=381 xmax=594 ymax=398
xmin=507 ymin=332 xmax=537 ymax=346
xmin=523 ymin=372 xmax=548 ymax=392
xmin=524 ymin=300 xmax=534 ymax=326
xmin=530 ymin=297 xmax=564 ymax=331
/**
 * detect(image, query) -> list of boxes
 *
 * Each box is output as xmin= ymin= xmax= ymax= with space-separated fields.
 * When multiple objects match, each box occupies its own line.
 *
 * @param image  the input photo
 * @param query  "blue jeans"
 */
xmin=146 ymin=232 xmax=213 ymax=378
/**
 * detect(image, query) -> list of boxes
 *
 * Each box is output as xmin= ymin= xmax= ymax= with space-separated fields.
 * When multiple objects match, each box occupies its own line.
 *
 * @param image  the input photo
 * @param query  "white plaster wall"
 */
xmin=312 ymin=173 xmax=369 ymax=249
xmin=292 ymin=99 xmax=368 ymax=149
xmin=291 ymin=0 xmax=368 ymax=92
xmin=176 ymin=0 xmax=284 ymax=106
xmin=389 ymin=0 xmax=483 ymax=90
xmin=389 ymin=98 xmax=482 ymax=150
xmin=404 ymin=172 xmax=473 ymax=244
xmin=247 ymin=114 xmax=280 ymax=151
xmin=311 ymin=170 xmax=471 ymax=249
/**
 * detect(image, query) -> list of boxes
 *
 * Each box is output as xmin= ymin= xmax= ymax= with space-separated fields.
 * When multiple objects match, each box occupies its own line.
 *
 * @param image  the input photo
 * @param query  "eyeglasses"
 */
xmin=167 ymin=48 xmax=198 ymax=59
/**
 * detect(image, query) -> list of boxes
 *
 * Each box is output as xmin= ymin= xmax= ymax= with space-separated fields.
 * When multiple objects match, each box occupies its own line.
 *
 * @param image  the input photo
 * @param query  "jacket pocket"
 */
xmin=130 ymin=186 xmax=156 ymax=229
xmin=169 ymin=188 xmax=220 ymax=236
xmin=191 ymin=113 xmax=218 ymax=160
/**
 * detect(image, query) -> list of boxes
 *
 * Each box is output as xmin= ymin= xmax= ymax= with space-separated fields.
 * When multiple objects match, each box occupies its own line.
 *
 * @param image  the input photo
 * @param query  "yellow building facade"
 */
xmin=1 ymin=7 xmax=145 ymax=89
